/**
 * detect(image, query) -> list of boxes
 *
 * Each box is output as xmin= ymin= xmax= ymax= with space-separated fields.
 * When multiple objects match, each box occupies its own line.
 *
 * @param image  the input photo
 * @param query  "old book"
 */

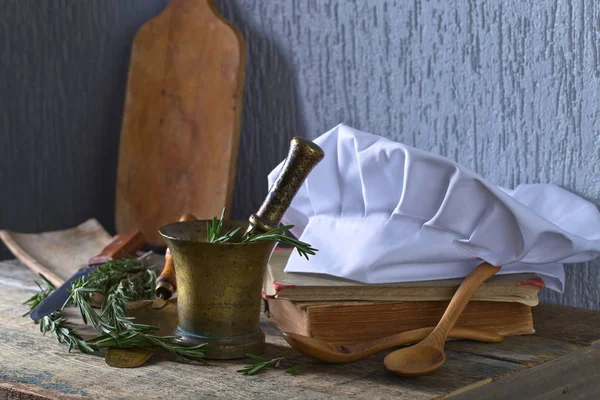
xmin=264 ymin=250 xmax=543 ymax=305
xmin=265 ymin=298 xmax=535 ymax=344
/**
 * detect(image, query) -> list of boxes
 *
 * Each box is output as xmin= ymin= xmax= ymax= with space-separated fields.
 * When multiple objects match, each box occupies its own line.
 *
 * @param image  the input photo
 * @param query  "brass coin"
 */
xmin=105 ymin=347 xmax=153 ymax=368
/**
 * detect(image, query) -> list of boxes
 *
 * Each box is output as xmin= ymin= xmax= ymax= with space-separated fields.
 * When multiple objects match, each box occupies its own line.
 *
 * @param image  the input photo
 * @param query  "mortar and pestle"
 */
xmin=158 ymin=137 xmax=324 ymax=359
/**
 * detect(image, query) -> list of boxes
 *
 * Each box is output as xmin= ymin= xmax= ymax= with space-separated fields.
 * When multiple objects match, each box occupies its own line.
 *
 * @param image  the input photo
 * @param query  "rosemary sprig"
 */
xmin=145 ymin=335 xmax=208 ymax=362
xmin=85 ymin=330 xmax=208 ymax=363
xmin=237 ymin=354 xmax=301 ymax=375
xmin=241 ymin=225 xmax=317 ymax=260
xmin=207 ymin=208 xmax=242 ymax=243
xmin=205 ymin=208 xmax=318 ymax=259
xmin=25 ymin=258 xmax=207 ymax=363
xmin=22 ymin=274 xmax=56 ymax=317
xmin=40 ymin=314 xmax=96 ymax=354
xmin=23 ymin=274 xmax=95 ymax=354
xmin=66 ymin=277 xmax=103 ymax=330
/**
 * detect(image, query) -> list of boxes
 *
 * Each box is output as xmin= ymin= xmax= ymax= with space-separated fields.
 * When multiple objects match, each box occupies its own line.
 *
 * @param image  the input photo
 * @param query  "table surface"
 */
xmin=1 ymin=259 xmax=599 ymax=400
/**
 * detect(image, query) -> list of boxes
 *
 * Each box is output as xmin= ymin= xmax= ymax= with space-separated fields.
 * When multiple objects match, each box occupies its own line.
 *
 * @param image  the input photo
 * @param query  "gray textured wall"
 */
xmin=1 ymin=0 xmax=599 ymax=308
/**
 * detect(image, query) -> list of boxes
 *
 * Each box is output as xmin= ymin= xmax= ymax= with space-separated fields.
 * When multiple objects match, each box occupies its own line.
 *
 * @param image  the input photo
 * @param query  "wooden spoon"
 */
xmin=384 ymin=263 xmax=501 ymax=376
xmin=282 ymin=327 xmax=503 ymax=364
xmin=153 ymin=213 xmax=197 ymax=309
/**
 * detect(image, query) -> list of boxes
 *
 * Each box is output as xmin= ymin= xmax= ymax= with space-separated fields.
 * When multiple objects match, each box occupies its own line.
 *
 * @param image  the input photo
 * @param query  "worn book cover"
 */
xmin=264 ymin=250 xmax=544 ymax=305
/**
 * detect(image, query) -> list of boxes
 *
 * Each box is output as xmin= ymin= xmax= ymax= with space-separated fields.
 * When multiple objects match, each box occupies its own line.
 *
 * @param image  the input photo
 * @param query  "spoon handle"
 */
xmin=422 ymin=263 xmax=501 ymax=349
xmin=155 ymin=213 xmax=197 ymax=301
xmin=353 ymin=326 xmax=503 ymax=356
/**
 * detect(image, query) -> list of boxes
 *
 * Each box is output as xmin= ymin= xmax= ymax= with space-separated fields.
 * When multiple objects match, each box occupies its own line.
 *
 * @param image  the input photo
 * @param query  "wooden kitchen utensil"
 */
xmin=0 ymin=219 xmax=113 ymax=288
xmin=282 ymin=327 xmax=503 ymax=364
xmin=115 ymin=0 xmax=246 ymax=247
xmin=0 ymin=219 xmax=166 ymax=288
xmin=384 ymin=263 xmax=501 ymax=376
xmin=154 ymin=213 xmax=197 ymax=306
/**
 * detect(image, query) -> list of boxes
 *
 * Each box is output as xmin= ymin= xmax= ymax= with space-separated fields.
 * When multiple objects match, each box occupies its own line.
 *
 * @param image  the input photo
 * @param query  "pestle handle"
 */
xmin=155 ymin=213 xmax=197 ymax=300
xmin=248 ymin=137 xmax=324 ymax=233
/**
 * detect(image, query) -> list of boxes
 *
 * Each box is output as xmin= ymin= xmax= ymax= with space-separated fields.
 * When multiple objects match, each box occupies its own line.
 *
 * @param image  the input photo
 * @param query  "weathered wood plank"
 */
xmin=1 ymin=260 xmax=599 ymax=400
xmin=0 ymin=382 xmax=83 ymax=400
xmin=532 ymin=305 xmax=600 ymax=345
xmin=449 ymin=342 xmax=600 ymax=400
xmin=446 ymin=335 xmax=582 ymax=367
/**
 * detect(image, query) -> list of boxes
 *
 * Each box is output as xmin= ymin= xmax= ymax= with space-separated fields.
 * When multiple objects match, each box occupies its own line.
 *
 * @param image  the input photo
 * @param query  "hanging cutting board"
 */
xmin=115 ymin=0 xmax=246 ymax=246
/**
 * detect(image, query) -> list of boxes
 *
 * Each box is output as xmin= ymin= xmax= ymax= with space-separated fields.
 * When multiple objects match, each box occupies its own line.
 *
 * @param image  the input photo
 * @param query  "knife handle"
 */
xmin=88 ymin=230 xmax=145 ymax=265
xmin=155 ymin=213 xmax=197 ymax=299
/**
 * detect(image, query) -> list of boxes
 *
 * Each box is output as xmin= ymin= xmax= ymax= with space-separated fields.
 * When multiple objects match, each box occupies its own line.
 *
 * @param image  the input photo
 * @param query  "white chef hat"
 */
xmin=268 ymin=124 xmax=600 ymax=292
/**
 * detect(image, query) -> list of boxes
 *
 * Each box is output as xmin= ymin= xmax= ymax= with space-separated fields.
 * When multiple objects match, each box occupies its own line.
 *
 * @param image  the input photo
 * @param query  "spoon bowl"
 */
xmin=283 ymin=332 xmax=366 ymax=363
xmin=383 ymin=345 xmax=446 ymax=376
xmin=382 ymin=263 xmax=501 ymax=376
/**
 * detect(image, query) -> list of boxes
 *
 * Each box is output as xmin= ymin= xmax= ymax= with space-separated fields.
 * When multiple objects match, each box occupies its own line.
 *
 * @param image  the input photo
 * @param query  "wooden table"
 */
xmin=1 ymin=259 xmax=599 ymax=400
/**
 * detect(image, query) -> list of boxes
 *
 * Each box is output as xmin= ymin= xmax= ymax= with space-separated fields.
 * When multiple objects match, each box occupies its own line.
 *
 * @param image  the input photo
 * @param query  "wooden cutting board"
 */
xmin=115 ymin=0 xmax=246 ymax=246
xmin=0 ymin=219 xmax=112 ymax=287
xmin=0 ymin=219 xmax=166 ymax=288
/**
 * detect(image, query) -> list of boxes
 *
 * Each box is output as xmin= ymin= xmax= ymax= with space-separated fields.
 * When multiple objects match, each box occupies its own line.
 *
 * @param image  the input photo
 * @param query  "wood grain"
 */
xmin=448 ymin=342 xmax=600 ymax=400
xmin=532 ymin=304 xmax=600 ymax=345
xmin=446 ymin=335 xmax=582 ymax=367
xmin=115 ymin=0 xmax=245 ymax=246
xmin=2 ymin=259 xmax=600 ymax=399
xmin=0 ymin=219 xmax=112 ymax=287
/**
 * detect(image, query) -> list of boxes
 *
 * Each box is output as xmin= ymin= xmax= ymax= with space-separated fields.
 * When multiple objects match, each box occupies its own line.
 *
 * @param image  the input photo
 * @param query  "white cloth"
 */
xmin=268 ymin=124 xmax=600 ymax=292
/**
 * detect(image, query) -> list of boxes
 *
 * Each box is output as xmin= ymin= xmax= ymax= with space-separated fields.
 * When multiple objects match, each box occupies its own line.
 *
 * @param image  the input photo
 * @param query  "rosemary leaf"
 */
xmin=285 ymin=364 xmax=302 ymax=374
xmin=24 ymin=256 xmax=209 ymax=364
xmin=205 ymin=208 xmax=318 ymax=259
xmin=237 ymin=354 xmax=300 ymax=376
xmin=40 ymin=313 xmax=96 ymax=354
xmin=145 ymin=335 xmax=208 ymax=363
xmin=22 ymin=275 xmax=55 ymax=317
xmin=241 ymin=225 xmax=317 ymax=260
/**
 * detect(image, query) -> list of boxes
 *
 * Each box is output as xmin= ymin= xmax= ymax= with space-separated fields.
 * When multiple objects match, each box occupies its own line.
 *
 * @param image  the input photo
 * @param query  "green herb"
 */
xmin=206 ymin=208 xmax=318 ymax=260
xmin=22 ymin=274 xmax=56 ymax=317
xmin=24 ymin=257 xmax=207 ymax=363
xmin=206 ymin=208 xmax=242 ymax=243
xmin=241 ymin=225 xmax=317 ymax=260
xmin=23 ymin=274 xmax=95 ymax=354
xmin=39 ymin=313 xmax=96 ymax=354
xmin=145 ymin=335 xmax=208 ymax=362
xmin=237 ymin=353 xmax=301 ymax=375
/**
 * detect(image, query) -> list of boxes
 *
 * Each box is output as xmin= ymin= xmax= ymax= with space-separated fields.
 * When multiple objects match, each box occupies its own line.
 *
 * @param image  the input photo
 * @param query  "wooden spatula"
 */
xmin=115 ymin=0 xmax=246 ymax=247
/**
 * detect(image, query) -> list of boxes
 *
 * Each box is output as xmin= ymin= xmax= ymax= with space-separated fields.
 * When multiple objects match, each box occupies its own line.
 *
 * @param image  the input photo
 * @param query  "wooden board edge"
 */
xmin=447 ymin=342 xmax=600 ymax=399
xmin=0 ymin=229 xmax=64 ymax=287
xmin=0 ymin=218 xmax=111 ymax=287
xmin=0 ymin=381 xmax=84 ymax=400
xmin=113 ymin=1 xmax=171 ymax=236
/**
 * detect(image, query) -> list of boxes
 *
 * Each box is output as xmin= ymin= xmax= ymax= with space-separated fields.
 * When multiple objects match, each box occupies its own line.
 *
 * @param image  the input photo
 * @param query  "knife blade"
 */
xmin=29 ymin=229 xmax=144 ymax=321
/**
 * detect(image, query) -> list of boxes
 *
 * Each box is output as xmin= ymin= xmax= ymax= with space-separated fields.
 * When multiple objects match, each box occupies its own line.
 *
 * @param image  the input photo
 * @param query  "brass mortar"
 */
xmin=159 ymin=220 xmax=276 ymax=359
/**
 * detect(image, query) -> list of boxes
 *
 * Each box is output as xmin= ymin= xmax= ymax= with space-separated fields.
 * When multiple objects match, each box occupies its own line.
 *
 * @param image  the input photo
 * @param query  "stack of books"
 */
xmin=263 ymin=250 xmax=543 ymax=344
